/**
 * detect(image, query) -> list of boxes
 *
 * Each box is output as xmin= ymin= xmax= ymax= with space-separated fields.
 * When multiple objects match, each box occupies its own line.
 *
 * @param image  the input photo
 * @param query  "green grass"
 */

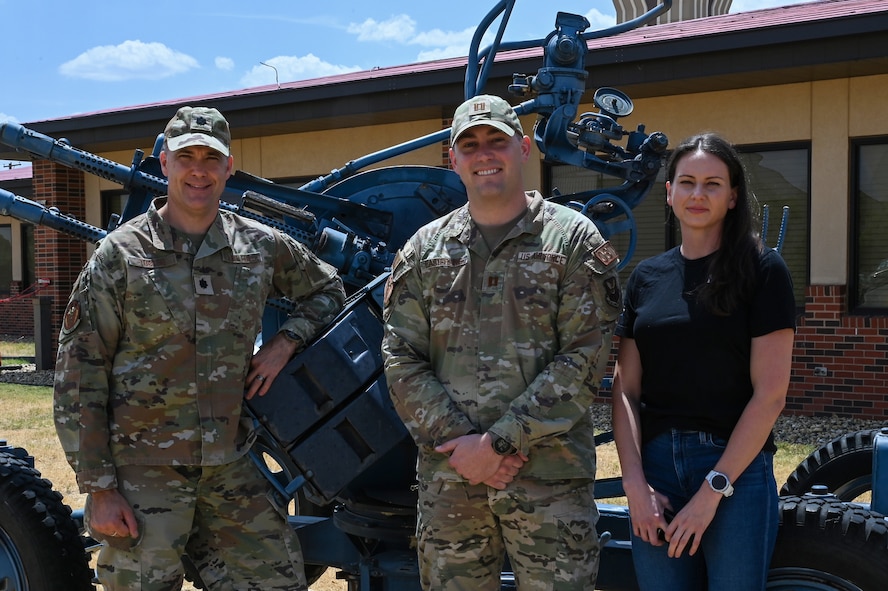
xmin=1 ymin=337 xmax=36 ymax=368
xmin=0 ymin=357 xmax=30 ymax=366
xmin=0 ymin=384 xmax=54 ymax=431
xmin=0 ymin=338 xmax=35 ymax=359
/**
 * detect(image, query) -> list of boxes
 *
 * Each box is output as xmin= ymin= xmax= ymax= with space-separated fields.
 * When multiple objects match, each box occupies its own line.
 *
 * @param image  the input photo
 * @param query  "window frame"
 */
xmin=849 ymin=136 xmax=888 ymax=314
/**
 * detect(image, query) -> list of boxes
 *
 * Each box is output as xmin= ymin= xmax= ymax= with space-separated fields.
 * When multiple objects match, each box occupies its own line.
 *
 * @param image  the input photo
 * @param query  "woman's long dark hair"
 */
xmin=666 ymin=132 xmax=762 ymax=315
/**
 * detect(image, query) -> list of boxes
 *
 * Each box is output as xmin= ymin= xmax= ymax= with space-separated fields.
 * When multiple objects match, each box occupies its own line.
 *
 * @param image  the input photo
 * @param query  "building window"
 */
xmin=0 ymin=225 xmax=11 ymax=296
xmin=738 ymin=146 xmax=810 ymax=305
xmin=545 ymin=143 xmax=810 ymax=303
xmin=851 ymin=139 xmax=888 ymax=311
xmin=101 ymin=190 xmax=129 ymax=229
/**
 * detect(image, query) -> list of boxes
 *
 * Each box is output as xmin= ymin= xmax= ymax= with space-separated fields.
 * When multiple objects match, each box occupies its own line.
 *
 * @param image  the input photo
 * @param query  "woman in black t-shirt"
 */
xmin=612 ymin=132 xmax=796 ymax=591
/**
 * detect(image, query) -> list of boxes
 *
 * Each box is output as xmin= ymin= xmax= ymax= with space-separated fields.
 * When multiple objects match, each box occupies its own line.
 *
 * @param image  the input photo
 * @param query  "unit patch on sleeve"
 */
xmin=62 ymin=300 xmax=82 ymax=334
xmin=592 ymin=241 xmax=619 ymax=267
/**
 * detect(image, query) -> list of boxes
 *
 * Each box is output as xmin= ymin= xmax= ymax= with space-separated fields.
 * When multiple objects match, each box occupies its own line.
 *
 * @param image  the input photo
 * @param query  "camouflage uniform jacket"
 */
xmin=382 ymin=191 xmax=622 ymax=482
xmin=55 ymin=198 xmax=345 ymax=493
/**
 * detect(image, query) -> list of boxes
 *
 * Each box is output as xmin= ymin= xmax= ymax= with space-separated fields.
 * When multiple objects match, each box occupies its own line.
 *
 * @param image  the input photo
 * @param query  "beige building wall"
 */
xmin=810 ymin=79 xmax=850 ymax=285
xmin=2 ymin=222 xmax=23 ymax=280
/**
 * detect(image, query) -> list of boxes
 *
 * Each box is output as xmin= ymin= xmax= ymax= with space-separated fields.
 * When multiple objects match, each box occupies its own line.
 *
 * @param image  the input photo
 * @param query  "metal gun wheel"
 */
xmin=322 ymin=165 xmax=467 ymax=252
xmin=768 ymin=495 xmax=888 ymax=591
xmin=0 ymin=446 xmax=93 ymax=590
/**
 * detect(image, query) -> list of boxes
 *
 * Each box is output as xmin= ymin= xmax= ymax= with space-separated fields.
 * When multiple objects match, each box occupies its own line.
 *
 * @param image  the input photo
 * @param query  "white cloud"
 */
xmin=240 ymin=54 xmax=361 ymax=86
xmin=346 ymin=14 xmax=476 ymax=62
xmin=0 ymin=112 xmax=18 ymax=124
xmin=338 ymin=8 xmax=615 ymax=66
xmin=59 ymin=40 xmax=200 ymax=81
xmin=415 ymin=46 xmax=468 ymax=62
xmin=215 ymin=56 xmax=235 ymax=71
xmin=410 ymin=26 xmax=475 ymax=62
xmin=584 ymin=8 xmax=617 ymax=30
xmin=408 ymin=26 xmax=474 ymax=48
xmin=347 ymin=14 xmax=416 ymax=42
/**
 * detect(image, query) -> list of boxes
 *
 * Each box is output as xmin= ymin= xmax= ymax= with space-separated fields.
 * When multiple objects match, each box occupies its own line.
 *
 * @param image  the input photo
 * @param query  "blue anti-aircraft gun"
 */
xmin=4 ymin=1 xmax=885 ymax=590
xmin=0 ymin=6 xmax=669 ymax=586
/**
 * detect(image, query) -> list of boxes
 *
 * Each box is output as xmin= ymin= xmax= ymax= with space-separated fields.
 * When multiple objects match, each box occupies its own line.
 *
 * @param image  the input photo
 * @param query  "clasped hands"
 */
xmin=435 ymin=432 xmax=528 ymax=490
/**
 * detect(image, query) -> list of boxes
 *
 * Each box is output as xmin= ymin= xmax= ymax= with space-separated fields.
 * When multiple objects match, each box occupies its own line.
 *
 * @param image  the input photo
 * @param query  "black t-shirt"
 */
xmin=615 ymin=246 xmax=796 ymax=452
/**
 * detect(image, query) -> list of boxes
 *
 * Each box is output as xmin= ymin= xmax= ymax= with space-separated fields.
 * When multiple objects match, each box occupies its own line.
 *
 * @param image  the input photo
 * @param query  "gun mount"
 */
xmin=4 ymin=1 xmax=886 ymax=590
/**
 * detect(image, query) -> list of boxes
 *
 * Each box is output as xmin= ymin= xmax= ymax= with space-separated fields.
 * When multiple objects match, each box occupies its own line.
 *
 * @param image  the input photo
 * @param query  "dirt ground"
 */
xmin=311 ymin=569 xmax=347 ymax=590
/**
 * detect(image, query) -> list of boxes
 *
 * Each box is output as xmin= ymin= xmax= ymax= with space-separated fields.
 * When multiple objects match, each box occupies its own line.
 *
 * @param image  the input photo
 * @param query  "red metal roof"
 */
xmin=0 ymin=165 xmax=32 ymax=181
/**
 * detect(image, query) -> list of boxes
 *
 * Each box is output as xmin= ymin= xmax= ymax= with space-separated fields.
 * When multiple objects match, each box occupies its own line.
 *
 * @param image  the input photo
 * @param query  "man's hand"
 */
xmin=245 ymin=332 xmax=300 ymax=399
xmin=435 ymin=433 xmax=527 ymax=489
xmin=88 ymin=489 xmax=139 ymax=540
xmin=485 ymin=453 xmax=526 ymax=489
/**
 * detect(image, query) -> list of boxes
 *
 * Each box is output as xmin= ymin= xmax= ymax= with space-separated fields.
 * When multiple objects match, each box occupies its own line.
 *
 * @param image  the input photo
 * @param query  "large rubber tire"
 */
xmin=780 ymin=429 xmax=879 ymax=500
xmin=768 ymin=495 xmax=888 ymax=590
xmin=0 ymin=446 xmax=93 ymax=590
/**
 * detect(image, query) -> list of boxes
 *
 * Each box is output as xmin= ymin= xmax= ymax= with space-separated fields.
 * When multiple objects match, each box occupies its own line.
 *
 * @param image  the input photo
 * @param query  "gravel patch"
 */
xmin=2 ymin=365 xmax=883 ymax=447
xmin=0 ymin=364 xmax=54 ymax=387
xmin=588 ymin=403 xmax=886 ymax=447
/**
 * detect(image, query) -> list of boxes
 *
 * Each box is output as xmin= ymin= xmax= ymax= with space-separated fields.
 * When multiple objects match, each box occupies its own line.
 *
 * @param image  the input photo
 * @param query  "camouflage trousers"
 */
xmin=86 ymin=455 xmax=307 ymax=591
xmin=416 ymin=477 xmax=600 ymax=591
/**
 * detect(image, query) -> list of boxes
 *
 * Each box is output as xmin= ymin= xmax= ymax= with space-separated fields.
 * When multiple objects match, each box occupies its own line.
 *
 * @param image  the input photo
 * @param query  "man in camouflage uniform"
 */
xmin=381 ymin=95 xmax=623 ymax=590
xmin=54 ymin=106 xmax=345 ymax=591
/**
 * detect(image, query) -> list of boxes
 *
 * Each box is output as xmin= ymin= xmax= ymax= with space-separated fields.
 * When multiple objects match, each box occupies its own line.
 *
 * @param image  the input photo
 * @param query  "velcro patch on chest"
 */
xmin=517 ymin=251 xmax=567 ymax=265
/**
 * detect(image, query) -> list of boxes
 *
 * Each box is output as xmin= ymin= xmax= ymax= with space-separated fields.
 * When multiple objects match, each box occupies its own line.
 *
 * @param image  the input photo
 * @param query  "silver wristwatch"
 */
xmin=706 ymin=470 xmax=734 ymax=497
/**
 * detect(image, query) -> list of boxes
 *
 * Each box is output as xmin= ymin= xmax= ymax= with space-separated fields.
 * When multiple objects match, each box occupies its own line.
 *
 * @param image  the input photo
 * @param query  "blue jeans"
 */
xmin=630 ymin=430 xmax=778 ymax=591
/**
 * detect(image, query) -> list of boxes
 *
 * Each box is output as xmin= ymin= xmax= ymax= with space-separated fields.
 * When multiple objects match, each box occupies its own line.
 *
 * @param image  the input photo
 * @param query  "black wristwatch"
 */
xmin=280 ymin=329 xmax=302 ymax=344
xmin=706 ymin=470 xmax=734 ymax=497
xmin=491 ymin=435 xmax=517 ymax=456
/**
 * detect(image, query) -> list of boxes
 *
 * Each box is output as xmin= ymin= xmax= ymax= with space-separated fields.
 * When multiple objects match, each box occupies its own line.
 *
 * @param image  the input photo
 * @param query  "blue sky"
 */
xmin=2 ymin=0 xmax=813 ymax=133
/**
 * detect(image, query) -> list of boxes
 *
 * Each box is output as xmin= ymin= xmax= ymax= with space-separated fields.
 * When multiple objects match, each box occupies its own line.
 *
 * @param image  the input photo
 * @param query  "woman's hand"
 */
xmin=626 ymin=484 xmax=673 ymax=547
xmin=663 ymin=484 xmax=721 ymax=557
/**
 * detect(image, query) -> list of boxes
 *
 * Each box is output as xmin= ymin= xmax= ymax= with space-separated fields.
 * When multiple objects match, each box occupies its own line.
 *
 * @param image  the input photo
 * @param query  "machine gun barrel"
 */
xmin=0 ymin=122 xmax=168 ymax=197
xmin=0 ymin=121 xmax=393 ymax=249
xmin=0 ymin=187 xmax=107 ymax=243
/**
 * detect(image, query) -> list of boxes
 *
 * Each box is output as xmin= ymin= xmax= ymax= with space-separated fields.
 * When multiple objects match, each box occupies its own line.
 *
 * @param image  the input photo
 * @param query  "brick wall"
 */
xmin=788 ymin=285 xmax=888 ymax=419
xmin=0 ymin=282 xmax=34 ymax=337
xmin=30 ymin=160 xmax=88 ymax=360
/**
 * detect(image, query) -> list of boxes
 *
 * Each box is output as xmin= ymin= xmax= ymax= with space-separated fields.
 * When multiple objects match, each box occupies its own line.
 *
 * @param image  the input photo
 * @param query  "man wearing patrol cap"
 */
xmin=54 ymin=106 xmax=345 ymax=590
xmin=382 ymin=94 xmax=622 ymax=590
xmin=163 ymin=105 xmax=232 ymax=155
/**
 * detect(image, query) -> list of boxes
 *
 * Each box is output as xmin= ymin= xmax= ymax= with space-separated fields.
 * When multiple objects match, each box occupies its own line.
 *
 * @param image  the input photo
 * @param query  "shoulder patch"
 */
xmin=593 ymin=241 xmax=620 ymax=267
xmin=604 ymin=276 xmax=622 ymax=310
xmin=62 ymin=300 xmax=82 ymax=334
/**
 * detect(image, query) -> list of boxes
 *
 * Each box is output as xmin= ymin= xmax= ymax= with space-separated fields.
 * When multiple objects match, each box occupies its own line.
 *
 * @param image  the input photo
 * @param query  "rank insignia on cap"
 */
xmin=62 ymin=300 xmax=81 ymax=333
xmin=593 ymin=241 xmax=619 ymax=266
xmin=190 ymin=115 xmax=212 ymax=133
xmin=471 ymin=99 xmax=492 ymax=115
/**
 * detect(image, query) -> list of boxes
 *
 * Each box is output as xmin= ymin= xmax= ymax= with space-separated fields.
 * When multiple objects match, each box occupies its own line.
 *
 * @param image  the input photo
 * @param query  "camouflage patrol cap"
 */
xmin=450 ymin=95 xmax=524 ymax=146
xmin=164 ymin=106 xmax=231 ymax=156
